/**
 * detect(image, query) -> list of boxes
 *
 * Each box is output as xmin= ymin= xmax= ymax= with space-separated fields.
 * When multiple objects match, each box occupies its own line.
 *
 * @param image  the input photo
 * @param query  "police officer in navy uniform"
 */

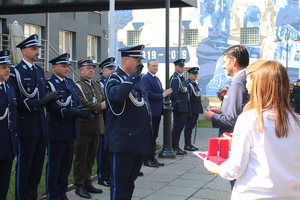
xmin=104 ymin=45 xmax=154 ymax=200
xmin=45 ymin=53 xmax=94 ymax=200
xmin=170 ymin=58 xmax=190 ymax=155
xmin=96 ymin=57 xmax=117 ymax=90
xmin=183 ymin=67 xmax=203 ymax=151
xmin=0 ymin=50 xmax=17 ymax=199
xmin=8 ymin=34 xmax=61 ymax=200
xmin=96 ymin=57 xmax=117 ymax=188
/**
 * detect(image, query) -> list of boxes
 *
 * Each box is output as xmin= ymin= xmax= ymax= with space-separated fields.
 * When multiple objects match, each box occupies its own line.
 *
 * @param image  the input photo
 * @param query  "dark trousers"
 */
xmin=0 ymin=159 xmax=13 ymax=200
xmin=97 ymin=135 xmax=111 ymax=182
xmin=46 ymin=140 xmax=74 ymax=200
xmin=15 ymin=136 xmax=47 ymax=200
xmin=184 ymin=113 xmax=198 ymax=142
xmin=230 ymin=179 xmax=236 ymax=190
xmin=172 ymin=112 xmax=188 ymax=143
xmin=294 ymin=99 xmax=300 ymax=114
xmin=109 ymin=152 xmax=144 ymax=200
xmin=144 ymin=115 xmax=161 ymax=161
xmin=73 ymin=134 xmax=100 ymax=188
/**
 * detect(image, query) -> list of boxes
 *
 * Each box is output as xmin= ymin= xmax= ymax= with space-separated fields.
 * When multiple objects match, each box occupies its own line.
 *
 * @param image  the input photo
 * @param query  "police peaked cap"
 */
xmin=49 ymin=53 xmax=71 ymax=65
xmin=173 ymin=58 xmax=185 ymax=66
xmin=188 ymin=67 xmax=199 ymax=74
xmin=16 ymin=34 xmax=42 ymax=49
xmin=99 ymin=57 xmax=117 ymax=69
xmin=0 ymin=49 xmax=12 ymax=65
xmin=78 ymin=57 xmax=96 ymax=69
xmin=118 ymin=44 xmax=145 ymax=58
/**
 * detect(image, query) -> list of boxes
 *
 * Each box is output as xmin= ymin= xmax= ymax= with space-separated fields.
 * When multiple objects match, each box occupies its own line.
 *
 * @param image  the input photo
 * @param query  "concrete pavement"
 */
xmin=66 ymin=126 xmax=231 ymax=200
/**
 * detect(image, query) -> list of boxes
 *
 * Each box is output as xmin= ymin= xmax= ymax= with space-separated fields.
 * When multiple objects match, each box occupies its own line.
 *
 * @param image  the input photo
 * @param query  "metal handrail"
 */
xmin=0 ymin=33 xmax=80 ymax=82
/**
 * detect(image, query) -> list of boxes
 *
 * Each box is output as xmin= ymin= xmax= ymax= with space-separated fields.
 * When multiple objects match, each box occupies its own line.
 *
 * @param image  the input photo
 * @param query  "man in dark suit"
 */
xmin=204 ymin=45 xmax=248 ymax=137
xmin=73 ymin=58 xmax=105 ymax=198
xmin=0 ymin=50 xmax=17 ymax=199
xmin=184 ymin=67 xmax=203 ymax=151
xmin=293 ymin=80 xmax=300 ymax=114
xmin=8 ymin=34 xmax=60 ymax=200
xmin=142 ymin=59 xmax=172 ymax=167
xmin=45 ymin=53 xmax=94 ymax=200
xmin=204 ymin=45 xmax=249 ymax=189
xmin=104 ymin=45 xmax=154 ymax=200
xmin=170 ymin=58 xmax=190 ymax=155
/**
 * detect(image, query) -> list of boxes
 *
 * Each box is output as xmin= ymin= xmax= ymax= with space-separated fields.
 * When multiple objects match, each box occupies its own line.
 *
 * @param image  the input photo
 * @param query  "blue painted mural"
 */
xmin=114 ymin=0 xmax=300 ymax=96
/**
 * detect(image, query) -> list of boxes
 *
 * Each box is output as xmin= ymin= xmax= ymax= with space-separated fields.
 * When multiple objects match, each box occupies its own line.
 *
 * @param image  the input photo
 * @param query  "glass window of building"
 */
xmin=87 ymin=35 xmax=98 ymax=61
xmin=184 ymin=67 xmax=193 ymax=79
xmin=59 ymin=30 xmax=72 ymax=59
xmin=24 ymin=24 xmax=43 ymax=58
xmin=127 ymin=30 xmax=140 ymax=46
xmin=24 ymin=24 xmax=41 ymax=37
xmin=184 ymin=29 xmax=198 ymax=46
xmin=240 ymin=27 xmax=260 ymax=45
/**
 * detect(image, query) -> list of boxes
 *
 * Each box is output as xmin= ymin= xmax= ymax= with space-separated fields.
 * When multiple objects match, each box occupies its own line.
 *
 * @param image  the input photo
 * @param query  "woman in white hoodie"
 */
xmin=205 ymin=60 xmax=300 ymax=200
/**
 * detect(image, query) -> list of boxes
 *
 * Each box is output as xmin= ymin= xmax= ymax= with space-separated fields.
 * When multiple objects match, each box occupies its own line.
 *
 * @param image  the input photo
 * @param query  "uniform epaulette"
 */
xmin=11 ymin=64 xmax=17 ymax=68
xmin=46 ymin=77 xmax=51 ymax=81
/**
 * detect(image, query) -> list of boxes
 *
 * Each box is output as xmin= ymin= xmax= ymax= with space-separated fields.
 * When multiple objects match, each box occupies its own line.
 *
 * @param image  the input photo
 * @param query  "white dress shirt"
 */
xmin=218 ymin=109 xmax=300 ymax=200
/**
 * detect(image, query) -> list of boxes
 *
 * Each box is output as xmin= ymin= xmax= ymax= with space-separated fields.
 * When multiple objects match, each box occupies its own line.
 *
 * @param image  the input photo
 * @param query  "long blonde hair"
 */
xmin=249 ymin=60 xmax=300 ymax=138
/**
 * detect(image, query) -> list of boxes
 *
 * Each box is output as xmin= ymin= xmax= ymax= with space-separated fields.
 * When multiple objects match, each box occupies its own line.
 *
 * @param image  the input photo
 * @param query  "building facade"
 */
xmin=0 ymin=12 xmax=109 ymax=80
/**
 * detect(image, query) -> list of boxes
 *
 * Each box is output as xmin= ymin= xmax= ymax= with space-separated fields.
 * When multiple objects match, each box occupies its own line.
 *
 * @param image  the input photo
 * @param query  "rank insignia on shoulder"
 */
xmin=22 ymin=65 xmax=27 ymax=69
xmin=55 ymin=79 xmax=60 ymax=83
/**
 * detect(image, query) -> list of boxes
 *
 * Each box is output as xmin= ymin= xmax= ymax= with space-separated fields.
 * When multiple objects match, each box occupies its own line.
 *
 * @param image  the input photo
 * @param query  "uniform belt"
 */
xmin=179 ymin=94 xmax=188 ymax=97
xmin=191 ymin=96 xmax=201 ymax=100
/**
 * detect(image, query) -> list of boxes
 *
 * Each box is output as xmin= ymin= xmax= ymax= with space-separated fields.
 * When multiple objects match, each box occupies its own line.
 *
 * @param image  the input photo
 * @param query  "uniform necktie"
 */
xmin=0 ymin=83 xmax=7 ymax=99
xmin=154 ymin=76 xmax=163 ymax=90
xmin=63 ymin=79 xmax=70 ymax=89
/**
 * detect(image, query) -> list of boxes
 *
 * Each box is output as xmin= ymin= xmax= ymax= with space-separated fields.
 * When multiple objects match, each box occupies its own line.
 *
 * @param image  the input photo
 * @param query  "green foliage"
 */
xmin=197 ymin=119 xmax=212 ymax=127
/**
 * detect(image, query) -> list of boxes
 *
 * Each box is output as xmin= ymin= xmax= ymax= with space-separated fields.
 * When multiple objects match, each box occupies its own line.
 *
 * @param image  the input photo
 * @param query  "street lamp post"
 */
xmin=294 ymin=35 xmax=300 ymax=79
xmin=273 ymin=29 xmax=290 ymax=72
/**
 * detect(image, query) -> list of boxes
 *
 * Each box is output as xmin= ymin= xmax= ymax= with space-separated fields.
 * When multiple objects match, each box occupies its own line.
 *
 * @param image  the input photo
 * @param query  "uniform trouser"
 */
xmin=171 ymin=112 xmax=188 ymax=143
xmin=15 ymin=136 xmax=47 ymax=200
xmin=109 ymin=152 xmax=144 ymax=200
xmin=144 ymin=115 xmax=161 ymax=161
xmin=97 ymin=135 xmax=111 ymax=182
xmin=184 ymin=113 xmax=199 ymax=142
xmin=73 ymin=134 xmax=100 ymax=188
xmin=294 ymin=99 xmax=300 ymax=114
xmin=0 ymin=159 xmax=13 ymax=200
xmin=46 ymin=140 xmax=74 ymax=200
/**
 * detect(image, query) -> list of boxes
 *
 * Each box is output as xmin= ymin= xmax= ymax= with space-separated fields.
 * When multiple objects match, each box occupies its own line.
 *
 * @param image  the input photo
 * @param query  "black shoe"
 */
xmin=75 ymin=187 xmax=91 ymax=199
xmin=184 ymin=144 xmax=199 ymax=151
xmin=153 ymin=158 xmax=164 ymax=166
xmin=138 ymin=171 xmax=144 ymax=176
xmin=173 ymin=147 xmax=184 ymax=155
xmin=85 ymin=185 xmax=103 ymax=193
xmin=144 ymin=159 xmax=159 ymax=167
xmin=98 ymin=179 xmax=110 ymax=187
